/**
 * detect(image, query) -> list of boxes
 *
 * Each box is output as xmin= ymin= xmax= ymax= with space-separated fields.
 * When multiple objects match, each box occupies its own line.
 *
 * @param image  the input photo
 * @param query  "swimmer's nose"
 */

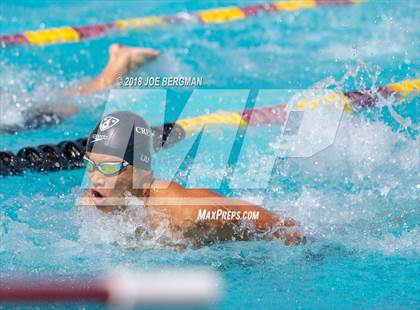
xmin=89 ymin=170 xmax=105 ymax=187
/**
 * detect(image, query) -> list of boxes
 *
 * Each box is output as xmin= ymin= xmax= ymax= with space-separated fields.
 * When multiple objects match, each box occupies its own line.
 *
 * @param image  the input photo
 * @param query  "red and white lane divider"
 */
xmin=0 ymin=269 xmax=223 ymax=307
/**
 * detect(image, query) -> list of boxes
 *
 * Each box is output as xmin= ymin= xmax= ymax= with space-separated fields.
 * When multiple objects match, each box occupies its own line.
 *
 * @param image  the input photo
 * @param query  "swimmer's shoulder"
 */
xmin=149 ymin=180 xmax=221 ymax=199
xmin=147 ymin=180 xmax=197 ymax=224
xmin=149 ymin=179 xmax=187 ymax=198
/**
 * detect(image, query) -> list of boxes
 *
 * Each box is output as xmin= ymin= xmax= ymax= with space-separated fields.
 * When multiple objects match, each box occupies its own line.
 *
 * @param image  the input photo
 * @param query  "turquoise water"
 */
xmin=1 ymin=0 xmax=419 ymax=309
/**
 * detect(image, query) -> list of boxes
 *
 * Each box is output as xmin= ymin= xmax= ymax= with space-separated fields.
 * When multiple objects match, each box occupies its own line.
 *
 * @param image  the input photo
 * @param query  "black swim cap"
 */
xmin=86 ymin=111 xmax=153 ymax=171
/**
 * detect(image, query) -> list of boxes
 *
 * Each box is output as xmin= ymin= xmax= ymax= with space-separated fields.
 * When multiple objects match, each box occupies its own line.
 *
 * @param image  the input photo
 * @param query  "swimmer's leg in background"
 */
xmin=67 ymin=43 xmax=160 ymax=96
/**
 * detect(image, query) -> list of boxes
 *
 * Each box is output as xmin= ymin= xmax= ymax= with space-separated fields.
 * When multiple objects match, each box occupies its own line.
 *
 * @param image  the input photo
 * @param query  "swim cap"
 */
xmin=86 ymin=111 xmax=153 ymax=171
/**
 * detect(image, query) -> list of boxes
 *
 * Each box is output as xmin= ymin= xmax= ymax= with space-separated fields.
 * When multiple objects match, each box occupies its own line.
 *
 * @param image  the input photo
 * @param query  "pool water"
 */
xmin=1 ymin=1 xmax=419 ymax=309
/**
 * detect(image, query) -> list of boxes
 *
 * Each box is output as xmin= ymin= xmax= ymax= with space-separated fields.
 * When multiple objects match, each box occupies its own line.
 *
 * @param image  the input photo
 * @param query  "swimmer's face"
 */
xmin=84 ymin=152 xmax=149 ymax=212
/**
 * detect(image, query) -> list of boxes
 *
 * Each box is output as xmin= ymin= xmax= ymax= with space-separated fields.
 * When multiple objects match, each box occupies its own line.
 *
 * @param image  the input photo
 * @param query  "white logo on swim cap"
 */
xmin=90 ymin=134 xmax=108 ymax=143
xmin=140 ymin=154 xmax=150 ymax=163
xmin=100 ymin=116 xmax=119 ymax=132
xmin=135 ymin=126 xmax=153 ymax=137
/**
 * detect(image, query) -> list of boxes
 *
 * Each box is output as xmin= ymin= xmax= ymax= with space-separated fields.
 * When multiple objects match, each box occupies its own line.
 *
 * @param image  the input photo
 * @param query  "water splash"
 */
xmin=265 ymin=113 xmax=419 ymax=256
xmin=77 ymin=193 xmax=189 ymax=250
xmin=0 ymin=63 xmax=105 ymax=131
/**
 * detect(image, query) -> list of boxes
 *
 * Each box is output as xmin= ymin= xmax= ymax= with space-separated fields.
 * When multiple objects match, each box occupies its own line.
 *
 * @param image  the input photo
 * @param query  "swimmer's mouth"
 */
xmin=91 ymin=189 xmax=104 ymax=198
xmin=90 ymin=189 xmax=106 ymax=205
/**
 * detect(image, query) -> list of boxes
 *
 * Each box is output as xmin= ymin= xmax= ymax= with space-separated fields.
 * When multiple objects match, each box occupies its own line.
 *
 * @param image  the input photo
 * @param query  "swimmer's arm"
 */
xmin=166 ymin=183 xmax=303 ymax=244
xmin=203 ymin=192 xmax=300 ymax=235
xmin=192 ymin=189 xmax=303 ymax=245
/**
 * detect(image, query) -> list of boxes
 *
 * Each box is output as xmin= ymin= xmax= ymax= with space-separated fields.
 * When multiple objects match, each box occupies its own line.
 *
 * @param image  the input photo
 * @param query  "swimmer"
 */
xmin=81 ymin=111 xmax=304 ymax=247
xmin=1 ymin=44 xmax=159 ymax=133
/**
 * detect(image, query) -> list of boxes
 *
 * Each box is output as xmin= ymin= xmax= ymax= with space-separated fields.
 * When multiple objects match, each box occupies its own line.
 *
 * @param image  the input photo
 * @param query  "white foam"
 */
xmin=0 ymin=64 xmax=105 ymax=129
xmin=264 ymin=114 xmax=419 ymax=255
xmin=77 ymin=194 xmax=186 ymax=250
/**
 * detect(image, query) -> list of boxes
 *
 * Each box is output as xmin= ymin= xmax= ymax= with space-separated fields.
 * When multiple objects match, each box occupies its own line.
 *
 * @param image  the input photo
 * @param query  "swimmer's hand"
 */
xmin=244 ymin=206 xmax=304 ymax=245
xmin=269 ymin=217 xmax=305 ymax=245
xmin=108 ymin=44 xmax=160 ymax=70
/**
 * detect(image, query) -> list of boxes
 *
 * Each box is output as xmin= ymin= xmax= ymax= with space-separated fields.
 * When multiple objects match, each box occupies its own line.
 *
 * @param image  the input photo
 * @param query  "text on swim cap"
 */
xmin=135 ymin=126 xmax=154 ymax=137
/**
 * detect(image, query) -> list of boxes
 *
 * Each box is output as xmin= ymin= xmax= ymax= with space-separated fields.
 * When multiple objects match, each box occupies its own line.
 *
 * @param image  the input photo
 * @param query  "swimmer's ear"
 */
xmin=132 ymin=167 xmax=153 ymax=189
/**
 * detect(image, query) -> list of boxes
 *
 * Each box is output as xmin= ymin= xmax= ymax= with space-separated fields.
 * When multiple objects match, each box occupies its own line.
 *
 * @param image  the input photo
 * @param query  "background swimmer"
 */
xmin=0 ymin=44 xmax=159 ymax=133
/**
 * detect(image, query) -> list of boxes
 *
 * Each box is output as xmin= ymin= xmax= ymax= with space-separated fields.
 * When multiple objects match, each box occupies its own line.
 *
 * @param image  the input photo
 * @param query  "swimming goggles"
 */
xmin=83 ymin=155 xmax=129 ymax=176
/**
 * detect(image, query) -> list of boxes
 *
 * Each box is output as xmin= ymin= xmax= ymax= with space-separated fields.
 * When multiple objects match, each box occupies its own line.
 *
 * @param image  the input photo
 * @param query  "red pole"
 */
xmin=0 ymin=280 xmax=109 ymax=303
